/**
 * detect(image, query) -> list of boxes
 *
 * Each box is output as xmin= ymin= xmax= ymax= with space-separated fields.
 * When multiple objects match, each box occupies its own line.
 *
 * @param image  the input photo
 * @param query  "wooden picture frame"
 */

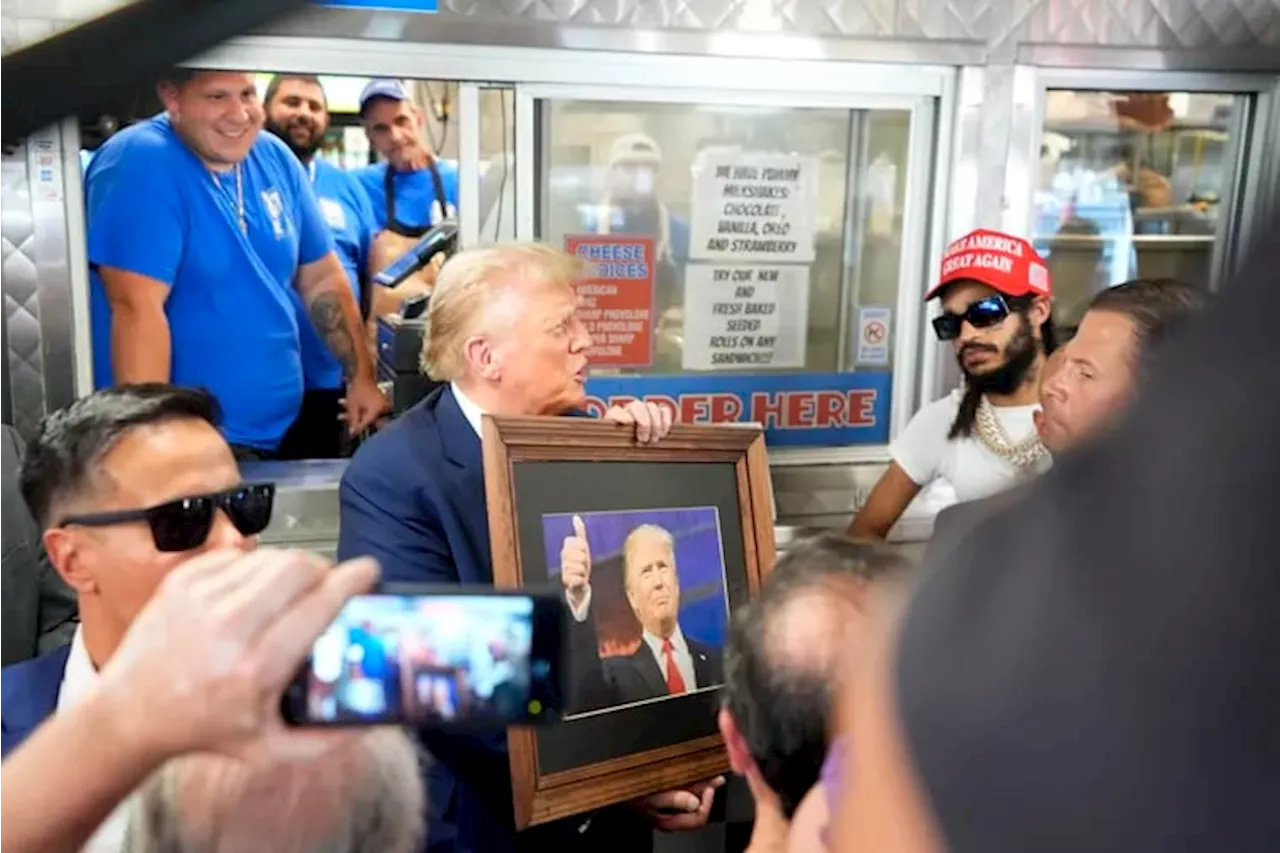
xmin=482 ymin=415 xmax=776 ymax=830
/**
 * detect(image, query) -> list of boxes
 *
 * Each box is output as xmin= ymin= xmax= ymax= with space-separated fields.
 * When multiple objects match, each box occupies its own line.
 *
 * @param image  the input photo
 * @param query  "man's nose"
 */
xmin=204 ymin=510 xmax=252 ymax=551
xmin=570 ymin=319 xmax=592 ymax=352
xmin=1042 ymin=371 xmax=1068 ymax=402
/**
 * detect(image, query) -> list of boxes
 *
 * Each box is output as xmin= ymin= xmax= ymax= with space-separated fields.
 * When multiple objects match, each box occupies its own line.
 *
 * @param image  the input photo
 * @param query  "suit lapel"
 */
xmin=431 ymin=386 xmax=494 ymax=582
xmin=690 ymin=643 xmax=715 ymax=690
xmin=1 ymin=645 xmax=70 ymax=753
xmin=633 ymin=646 xmax=669 ymax=697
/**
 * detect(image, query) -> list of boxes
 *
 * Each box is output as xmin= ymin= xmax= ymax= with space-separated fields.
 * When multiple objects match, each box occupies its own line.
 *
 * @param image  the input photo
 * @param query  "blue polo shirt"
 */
xmin=86 ymin=113 xmax=334 ymax=450
xmin=296 ymin=159 xmax=376 ymax=391
xmin=353 ymin=160 xmax=459 ymax=231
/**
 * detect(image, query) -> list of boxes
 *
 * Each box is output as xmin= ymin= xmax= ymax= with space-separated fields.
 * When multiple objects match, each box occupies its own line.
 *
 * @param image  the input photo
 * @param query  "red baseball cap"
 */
xmin=926 ymin=228 xmax=1051 ymax=301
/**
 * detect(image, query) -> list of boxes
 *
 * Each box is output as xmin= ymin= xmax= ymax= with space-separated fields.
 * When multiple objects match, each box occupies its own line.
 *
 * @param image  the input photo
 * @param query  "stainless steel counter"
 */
xmin=243 ymin=458 xmax=938 ymax=565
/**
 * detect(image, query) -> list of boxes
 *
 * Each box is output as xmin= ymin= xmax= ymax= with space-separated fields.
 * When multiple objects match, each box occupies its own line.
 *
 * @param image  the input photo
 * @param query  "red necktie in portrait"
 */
xmin=663 ymin=638 xmax=687 ymax=695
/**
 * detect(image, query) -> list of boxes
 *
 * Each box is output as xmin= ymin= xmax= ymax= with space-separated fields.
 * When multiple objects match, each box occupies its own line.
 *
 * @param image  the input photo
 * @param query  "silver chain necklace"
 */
xmin=211 ymin=164 xmax=247 ymax=235
xmin=974 ymin=395 xmax=1048 ymax=471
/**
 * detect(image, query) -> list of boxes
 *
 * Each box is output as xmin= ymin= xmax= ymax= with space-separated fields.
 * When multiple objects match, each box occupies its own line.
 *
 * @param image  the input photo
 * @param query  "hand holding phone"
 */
xmin=280 ymin=587 xmax=565 ymax=729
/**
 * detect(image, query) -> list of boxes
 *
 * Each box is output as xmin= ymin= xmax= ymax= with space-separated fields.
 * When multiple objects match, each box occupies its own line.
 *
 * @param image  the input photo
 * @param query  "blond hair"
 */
xmin=420 ymin=242 xmax=590 ymax=381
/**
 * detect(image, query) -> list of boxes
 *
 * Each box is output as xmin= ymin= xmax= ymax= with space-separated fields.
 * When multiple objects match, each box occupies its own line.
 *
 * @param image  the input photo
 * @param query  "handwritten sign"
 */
xmin=565 ymin=234 xmax=656 ymax=368
xmin=689 ymin=152 xmax=818 ymax=264
xmin=681 ymin=263 xmax=808 ymax=371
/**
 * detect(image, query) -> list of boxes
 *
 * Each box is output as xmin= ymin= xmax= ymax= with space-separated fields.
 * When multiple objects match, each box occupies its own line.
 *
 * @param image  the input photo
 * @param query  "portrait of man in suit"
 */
xmin=550 ymin=506 xmax=728 ymax=715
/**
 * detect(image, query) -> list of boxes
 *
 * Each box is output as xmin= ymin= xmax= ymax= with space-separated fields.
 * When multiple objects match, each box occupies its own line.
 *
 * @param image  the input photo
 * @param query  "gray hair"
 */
xmin=129 ymin=729 xmax=425 ymax=853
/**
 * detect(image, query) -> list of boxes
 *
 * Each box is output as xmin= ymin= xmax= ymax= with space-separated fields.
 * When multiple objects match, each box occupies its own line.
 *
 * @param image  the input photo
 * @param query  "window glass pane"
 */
xmin=538 ymin=100 xmax=913 ymax=447
xmin=1035 ymin=90 xmax=1235 ymax=336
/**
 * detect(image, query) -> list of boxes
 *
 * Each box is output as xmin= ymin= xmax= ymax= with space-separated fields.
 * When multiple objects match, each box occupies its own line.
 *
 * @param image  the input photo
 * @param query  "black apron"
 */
xmin=383 ymin=159 xmax=450 ymax=239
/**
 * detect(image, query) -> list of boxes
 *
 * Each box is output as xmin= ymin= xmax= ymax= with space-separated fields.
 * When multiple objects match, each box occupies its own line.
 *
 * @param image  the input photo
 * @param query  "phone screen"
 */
xmin=281 ymin=590 xmax=564 ymax=728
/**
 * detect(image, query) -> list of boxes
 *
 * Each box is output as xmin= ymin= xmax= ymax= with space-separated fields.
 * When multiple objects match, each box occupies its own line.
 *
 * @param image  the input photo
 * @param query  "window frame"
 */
xmin=70 ymin=36 xmax=957 ymax=462
xmin=1014 ymin=68 xmax=1278 ymax=294
xmin=517 ymin=82 xmax=946 ymax=464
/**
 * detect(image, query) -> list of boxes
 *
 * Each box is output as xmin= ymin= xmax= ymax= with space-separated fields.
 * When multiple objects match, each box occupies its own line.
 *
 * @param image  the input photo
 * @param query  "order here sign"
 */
xmin=565 ymin=235 xmax=657 ymax=369
xmin=582 ymin=372 xmax=893 ymax=447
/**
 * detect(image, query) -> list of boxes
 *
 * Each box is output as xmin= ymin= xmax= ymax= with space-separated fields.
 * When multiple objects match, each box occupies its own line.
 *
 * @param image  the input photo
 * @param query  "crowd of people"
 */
xmin=3 ymin=60 xmax=1274 ymax=853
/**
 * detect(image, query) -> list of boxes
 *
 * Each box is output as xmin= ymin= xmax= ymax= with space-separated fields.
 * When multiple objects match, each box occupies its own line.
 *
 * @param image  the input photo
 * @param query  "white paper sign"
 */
xmin=689 ymin=152 xmax=818 ymax=264
xmin=855 ymin=306 xmax=893 ymax=366
xmin=682 ymin=263 xmax=810 ymax=371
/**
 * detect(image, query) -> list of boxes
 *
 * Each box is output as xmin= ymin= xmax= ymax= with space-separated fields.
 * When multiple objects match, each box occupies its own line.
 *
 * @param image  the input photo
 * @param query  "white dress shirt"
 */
xmin=56 ymin=627 xmax=133 ymax=853
xmin=641 ymin=625 xmax=698 ymax=692
xmin=450 ymin=381 xmax=485 ymax=438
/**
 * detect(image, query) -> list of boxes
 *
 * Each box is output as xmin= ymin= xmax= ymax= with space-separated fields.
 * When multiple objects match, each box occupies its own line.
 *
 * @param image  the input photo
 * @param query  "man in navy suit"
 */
xmin=561 ymin=520 xmax=724 ymax=708
xmin=338 ymin=242 xmax=723 ymax=853
xmin=0 ymin=385 xmax=269 ymax=853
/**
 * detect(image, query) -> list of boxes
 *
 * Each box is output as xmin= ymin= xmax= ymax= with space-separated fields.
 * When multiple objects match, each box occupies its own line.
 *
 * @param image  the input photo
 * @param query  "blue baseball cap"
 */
xmin=358 ymin=78 xmax=409 ymax=115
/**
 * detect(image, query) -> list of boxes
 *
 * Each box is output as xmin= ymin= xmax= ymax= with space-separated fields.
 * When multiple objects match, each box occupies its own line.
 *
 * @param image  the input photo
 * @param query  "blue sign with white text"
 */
xmin=316 ymin=0 xmax=438 ymax=11
xmin=582 ymin=372 xmax=893 ymax=447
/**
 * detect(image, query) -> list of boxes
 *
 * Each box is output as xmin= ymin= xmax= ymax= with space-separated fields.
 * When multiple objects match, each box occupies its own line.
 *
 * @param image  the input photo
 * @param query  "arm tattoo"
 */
xmin=308 ymin=293 xmax=358 ymax=378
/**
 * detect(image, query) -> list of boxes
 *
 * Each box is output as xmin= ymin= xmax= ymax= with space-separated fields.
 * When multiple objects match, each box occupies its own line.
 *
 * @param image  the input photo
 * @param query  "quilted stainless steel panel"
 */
xmin=433 ymin=0 xmax=1280 ymax=48
xmin=2 ymin=141 xmax=47 ymax=438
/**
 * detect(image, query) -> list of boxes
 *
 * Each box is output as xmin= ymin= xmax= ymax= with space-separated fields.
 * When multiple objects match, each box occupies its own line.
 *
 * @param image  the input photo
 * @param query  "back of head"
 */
xmin=19 ymin=384 xmax=220 ymax=529
xmin=130 ymin=729 xmax=425 ymax=853
xmin=420 ymin=242 xmax=588 ymax=382
xmin=1086 ymin=277 xmax=1208 ymax=369
xmin=722 ymin=533 xmax=909 ymax=816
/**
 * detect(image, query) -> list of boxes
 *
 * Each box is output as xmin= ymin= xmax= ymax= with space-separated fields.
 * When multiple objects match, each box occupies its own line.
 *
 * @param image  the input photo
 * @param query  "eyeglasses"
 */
xmin=57 ymin=483 xmax=276 ymax=553
xmin=931 ymin=295 xmax=1012 ymax=341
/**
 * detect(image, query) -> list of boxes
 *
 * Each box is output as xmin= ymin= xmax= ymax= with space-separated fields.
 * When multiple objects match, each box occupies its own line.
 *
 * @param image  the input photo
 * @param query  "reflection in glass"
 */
xmin=1035 ymin=90 xmax=1238 ymax=335
xmin=538 ymin=100 xmax=912 ymax=377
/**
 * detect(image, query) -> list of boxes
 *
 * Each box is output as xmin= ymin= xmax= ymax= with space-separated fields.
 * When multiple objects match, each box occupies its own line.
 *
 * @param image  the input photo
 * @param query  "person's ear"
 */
xmin=717 ymin=707 xmax=754 ymax=776
xmin=1028 ymin=295 xmax=1053 ymax=328
xmin=463 ymin=335 xmax=500 ymax=382
xmin=43 ymin=528 xmax=98 ymax=595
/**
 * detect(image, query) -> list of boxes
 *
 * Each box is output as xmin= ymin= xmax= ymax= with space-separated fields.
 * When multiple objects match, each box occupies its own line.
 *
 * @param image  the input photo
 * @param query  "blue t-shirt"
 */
xmin=86 ymin=114 xmax=335 ymax=450
xmin=295 ymin=159 xmax=376 ymax=391
xmin=353 ymin=160 xmax=459 ymax=232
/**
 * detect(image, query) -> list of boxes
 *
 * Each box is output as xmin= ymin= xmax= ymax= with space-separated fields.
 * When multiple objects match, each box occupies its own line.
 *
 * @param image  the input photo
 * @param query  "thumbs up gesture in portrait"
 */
xmin=561 ymin=514 xmax=593 ymax=608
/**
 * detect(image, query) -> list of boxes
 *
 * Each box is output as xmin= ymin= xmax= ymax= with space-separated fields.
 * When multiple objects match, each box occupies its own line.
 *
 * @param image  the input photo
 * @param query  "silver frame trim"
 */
xmin=456 ymin=82 xmax=482 ymax=250
xmin=1022 ymin=68 xmax=1278 ymax=294
xmin=192 ymin=35 xmax=953 ymax=98
xmin=62 ymin=117 xmax=93 ymax=397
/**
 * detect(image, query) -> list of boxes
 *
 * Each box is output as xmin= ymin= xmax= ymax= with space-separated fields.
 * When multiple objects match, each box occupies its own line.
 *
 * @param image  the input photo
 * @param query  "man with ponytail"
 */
xmin=849 ymin=229 xmax=1055 ymax=540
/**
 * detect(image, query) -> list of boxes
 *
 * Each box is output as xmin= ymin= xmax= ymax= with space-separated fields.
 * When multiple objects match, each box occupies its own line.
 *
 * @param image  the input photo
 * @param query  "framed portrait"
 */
xmin=482 ymin=415 xmax=776 ymax=829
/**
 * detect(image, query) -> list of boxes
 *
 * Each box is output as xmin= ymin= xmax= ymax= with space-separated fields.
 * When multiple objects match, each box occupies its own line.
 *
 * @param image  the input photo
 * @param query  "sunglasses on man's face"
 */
xmin=931 ymin=295 xmax=1012 ymax=341
xmin=57 ymin=483 xmax=276 ymax=553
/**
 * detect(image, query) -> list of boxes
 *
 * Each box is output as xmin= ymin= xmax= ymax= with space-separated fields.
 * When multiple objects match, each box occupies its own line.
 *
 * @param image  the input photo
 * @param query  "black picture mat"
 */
xmin=511 ymin=459 xmax=746 ymax=775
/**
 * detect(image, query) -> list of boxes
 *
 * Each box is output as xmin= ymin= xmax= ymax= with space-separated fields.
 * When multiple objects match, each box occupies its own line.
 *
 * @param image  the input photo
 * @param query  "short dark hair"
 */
xmin=20 ymin=385 xmax=221 ymax=529
xmin=263 ymin=74 xmax=325 ymax=109
xmin=157 ymin=67 xmax=200 ymax=88
xmin=1087 ymin=278 xmax=1208 ymax=367
xmin=721 ymin=533 xmax=909 ymax=818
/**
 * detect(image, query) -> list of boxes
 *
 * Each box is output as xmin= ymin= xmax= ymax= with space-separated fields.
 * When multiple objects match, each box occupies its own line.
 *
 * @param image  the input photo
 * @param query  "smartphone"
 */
xmin=281 ymin=586 xmax=564 ymax=728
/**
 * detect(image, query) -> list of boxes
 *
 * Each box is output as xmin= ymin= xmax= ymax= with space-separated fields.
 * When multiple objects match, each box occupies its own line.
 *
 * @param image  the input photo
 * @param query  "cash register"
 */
xmin=374 ymin=220 xmax=458 ymax=415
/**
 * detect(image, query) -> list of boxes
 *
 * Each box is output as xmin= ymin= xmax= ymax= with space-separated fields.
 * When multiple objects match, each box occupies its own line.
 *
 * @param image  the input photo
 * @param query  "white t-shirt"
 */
xmin=891 ymin=388 xmax=1051 ymax=502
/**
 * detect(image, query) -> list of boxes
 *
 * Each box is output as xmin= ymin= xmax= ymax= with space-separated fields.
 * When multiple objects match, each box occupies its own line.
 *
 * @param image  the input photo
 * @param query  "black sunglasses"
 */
xmin=932 ymin=295 xmax=1014 ymax=341
xmin=57 ymin=483 xmax=276 ymax=553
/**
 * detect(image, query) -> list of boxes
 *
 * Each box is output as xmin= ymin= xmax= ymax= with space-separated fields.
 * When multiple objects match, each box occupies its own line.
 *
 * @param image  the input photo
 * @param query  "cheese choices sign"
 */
xmin=582 ymin=372 xmax=892 ymax=447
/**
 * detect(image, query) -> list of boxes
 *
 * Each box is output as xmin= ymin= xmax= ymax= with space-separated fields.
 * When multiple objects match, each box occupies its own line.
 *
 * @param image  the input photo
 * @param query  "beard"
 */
xmin=959 ymin=313 xmax=1039 ymax=396
xmin=264 ymin=117 xmax=322 ymax=161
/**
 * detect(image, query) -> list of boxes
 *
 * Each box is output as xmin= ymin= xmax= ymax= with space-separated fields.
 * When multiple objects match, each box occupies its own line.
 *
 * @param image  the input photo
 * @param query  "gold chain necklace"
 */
xmin=974 ymin=395 xmax=1048 ymax=472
